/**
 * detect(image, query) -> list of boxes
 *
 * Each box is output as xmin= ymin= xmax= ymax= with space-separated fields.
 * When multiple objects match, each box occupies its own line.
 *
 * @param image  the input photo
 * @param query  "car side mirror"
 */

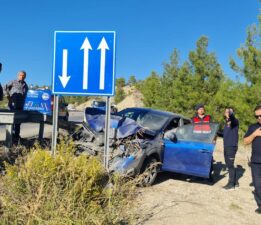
xmin=164 ymin=132 xmax=177 ymax=143
xmin=169 ymin=133 xmax=177 ymax=143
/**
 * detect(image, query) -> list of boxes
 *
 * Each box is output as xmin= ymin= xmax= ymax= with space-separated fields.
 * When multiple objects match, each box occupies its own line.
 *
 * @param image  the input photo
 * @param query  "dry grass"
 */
xmin=0 ymin=139 xmax=137 ymax=225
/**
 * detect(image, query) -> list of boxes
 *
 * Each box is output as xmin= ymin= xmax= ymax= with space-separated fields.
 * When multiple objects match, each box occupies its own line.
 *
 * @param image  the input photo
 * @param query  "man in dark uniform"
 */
xmin=244 ymin=105 xmax=261 ymax=214
xmin=4 ymin=70 xmax=28 ymax=139
xmin=222 ymin=107 xmax=239 ymax=190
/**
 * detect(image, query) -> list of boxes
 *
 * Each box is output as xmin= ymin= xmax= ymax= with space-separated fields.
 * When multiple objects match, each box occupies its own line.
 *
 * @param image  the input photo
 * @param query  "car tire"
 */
xmin=139 ymin=156 xmax=159 ymax=187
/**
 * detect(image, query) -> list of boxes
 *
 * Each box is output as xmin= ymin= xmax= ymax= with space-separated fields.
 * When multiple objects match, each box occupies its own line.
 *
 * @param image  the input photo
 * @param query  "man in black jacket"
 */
xmin=4 ymin=70 xmax=28 ymax=139
xmin=244 ymin=105 xmax=261 ymax=214
xmin=222 ymin=107 xmax=239 ymax=190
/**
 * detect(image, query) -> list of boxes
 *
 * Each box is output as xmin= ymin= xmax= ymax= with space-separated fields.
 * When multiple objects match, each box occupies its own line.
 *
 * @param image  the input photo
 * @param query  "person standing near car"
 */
xmin=221 ymin=107 xmax=239 ymax=190
xmin=244 ymin=105 xmax=261 ymax=214
xmin=192 ymin=104 xmax=212 ymax=134
xmin=4 ymin=70 xmax=28 ymax=140
xmin=192 ymin=103 xmax=212 ymax=123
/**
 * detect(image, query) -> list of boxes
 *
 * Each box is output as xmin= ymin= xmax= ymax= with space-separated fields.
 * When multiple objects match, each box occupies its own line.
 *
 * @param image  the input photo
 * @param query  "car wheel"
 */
xmin=139 ymin=156 xmax=159 ymax=187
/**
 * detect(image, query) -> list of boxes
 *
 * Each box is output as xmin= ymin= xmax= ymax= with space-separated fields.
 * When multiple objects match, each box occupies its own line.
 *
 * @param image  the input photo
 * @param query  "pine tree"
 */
xmin=140 ymin=72 xmax=161 ymax=108
xmin=156 ymin=49 xmax=180 ymax=110
xmin=115 ymin=77 xmax=126 ymax=103
xmin=128 ymin=75 xmax=137 ymax=86
xmin=229 ymin=14 xmax=261 ymax=128
xmin=188 ymin=36 xmax=225 ymax=105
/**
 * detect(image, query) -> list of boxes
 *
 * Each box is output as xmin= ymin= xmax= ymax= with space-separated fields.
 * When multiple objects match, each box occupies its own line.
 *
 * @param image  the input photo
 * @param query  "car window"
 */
xmin=121 ymin=111 xmax=136 ymax=119
xmin=118 ymin=109 xmax=142 ymax=120
xmin=118 ymin=109 xmax=169 ymax=132
xmin=164 ymin=118 xmax=180 ymax=131
xmin=183 ymin=119 xmax=191 ymax=125
xmin=163 ymin=118 xmax=181 ymax=140
xmin=136 ymin=112 xmax=169 ymax=131
xmin=175 ymin=123 xmax=219 ymax=143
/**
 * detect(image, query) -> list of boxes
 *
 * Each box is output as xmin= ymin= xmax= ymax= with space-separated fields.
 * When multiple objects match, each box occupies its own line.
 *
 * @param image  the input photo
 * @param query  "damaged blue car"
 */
xmin=73 ymin=107 xmax=219 ymax=186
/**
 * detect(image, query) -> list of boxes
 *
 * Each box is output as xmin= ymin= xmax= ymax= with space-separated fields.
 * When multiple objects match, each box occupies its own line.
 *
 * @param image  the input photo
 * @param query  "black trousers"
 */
xmin=251 ymin=163 xmax=261 ymax=207
xmin=8 ymin=97 xmax=24 ymax=138
xmin=224 ymin=146 xmax=238 ymax=184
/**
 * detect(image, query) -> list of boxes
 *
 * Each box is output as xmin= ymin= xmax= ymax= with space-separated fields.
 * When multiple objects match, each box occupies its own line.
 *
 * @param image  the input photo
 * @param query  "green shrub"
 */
xmin=0 ymin=140 xmax=136 ymax=225
xmin=0 ymin=97 xmax=8 ymax=109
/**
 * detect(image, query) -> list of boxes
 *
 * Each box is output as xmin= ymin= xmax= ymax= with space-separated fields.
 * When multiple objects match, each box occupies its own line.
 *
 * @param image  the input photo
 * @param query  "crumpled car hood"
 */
xmin=85 ymin=107 xmax=156 ymax=139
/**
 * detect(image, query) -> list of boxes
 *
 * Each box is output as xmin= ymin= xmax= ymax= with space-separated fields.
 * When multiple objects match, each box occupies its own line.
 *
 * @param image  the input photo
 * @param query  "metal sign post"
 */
xmin=51 ymin=95 xmax=59 ymax=156
xmin=104 ymin=96 xmax=111 ymax=170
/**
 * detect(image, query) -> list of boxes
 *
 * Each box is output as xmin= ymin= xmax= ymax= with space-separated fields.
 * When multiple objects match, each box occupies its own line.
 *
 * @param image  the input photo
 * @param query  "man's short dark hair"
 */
xmin=195 ymin=103 xmax=204 ymax=110
xmin=254 ymin=105 xmax=261 ymax=112
xmin=225 ymin=106 xmax=233 ymax=110
xmin=18 ymin=70 xmax=26 ymax=76
xmin=225 ymin=106 xmax=234 ymax=111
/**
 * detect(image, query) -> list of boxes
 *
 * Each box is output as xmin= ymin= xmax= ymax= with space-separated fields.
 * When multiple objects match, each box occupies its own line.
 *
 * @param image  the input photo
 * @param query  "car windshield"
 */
xmin=93 ymin=101 xmax=106 ymax=107
xmin=118 ymin=109 xmax=169 ymax=131
xmin=175 ymin=123 xmax=219 ymax=143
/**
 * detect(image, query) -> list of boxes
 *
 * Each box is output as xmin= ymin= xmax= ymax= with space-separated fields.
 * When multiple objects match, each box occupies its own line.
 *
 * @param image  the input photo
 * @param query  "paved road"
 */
xmin=0 ymin=111 xmax=84 ymax=141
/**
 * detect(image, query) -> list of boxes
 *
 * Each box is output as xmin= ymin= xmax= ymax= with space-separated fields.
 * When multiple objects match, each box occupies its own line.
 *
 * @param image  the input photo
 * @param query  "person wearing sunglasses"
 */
xmin=244 ymin=105 xmax=261 ymax=214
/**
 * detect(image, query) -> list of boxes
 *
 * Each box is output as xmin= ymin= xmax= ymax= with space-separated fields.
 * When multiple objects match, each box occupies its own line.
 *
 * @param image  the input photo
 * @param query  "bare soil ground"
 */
xmin=135 ymin=138 xmax=260 ymax=225
xmin=116 ymin=86 xmax=144 ymax=111
xmin=75 ymin=85 xmax=144 ymax=111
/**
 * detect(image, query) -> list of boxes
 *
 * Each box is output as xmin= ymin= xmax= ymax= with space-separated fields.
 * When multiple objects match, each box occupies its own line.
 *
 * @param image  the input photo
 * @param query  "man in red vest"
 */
xmin=192 ymin=104 xmax=211 ymax=133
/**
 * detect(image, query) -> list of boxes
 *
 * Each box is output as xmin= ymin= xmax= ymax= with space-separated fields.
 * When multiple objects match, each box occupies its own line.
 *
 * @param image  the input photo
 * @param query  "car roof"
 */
xmin=119 ymin=107 xmax=190 ymax=120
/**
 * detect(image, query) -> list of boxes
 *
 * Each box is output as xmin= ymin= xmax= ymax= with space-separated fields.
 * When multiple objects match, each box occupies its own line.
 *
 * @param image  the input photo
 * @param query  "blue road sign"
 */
xmin=52 ymin=31 xmax=116 ymax=96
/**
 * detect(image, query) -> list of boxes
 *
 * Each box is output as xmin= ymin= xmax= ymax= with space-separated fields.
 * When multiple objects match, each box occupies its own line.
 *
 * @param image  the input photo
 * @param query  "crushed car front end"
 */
xmin=73 ymin=107 xmax=163 ymax=179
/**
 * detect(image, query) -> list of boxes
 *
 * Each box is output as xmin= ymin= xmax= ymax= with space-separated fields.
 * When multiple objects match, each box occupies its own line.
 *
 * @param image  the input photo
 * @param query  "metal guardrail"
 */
xmin=0 ymin=109 xmax=79 ymax=148
xmin=0 ymin=109 xmax=52 ymax=148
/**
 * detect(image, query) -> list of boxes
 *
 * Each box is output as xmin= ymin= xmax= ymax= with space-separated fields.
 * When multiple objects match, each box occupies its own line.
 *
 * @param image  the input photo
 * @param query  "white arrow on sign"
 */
xmin=59 ymin=49 xmax=71 ymax=88
xmin=80 ymin=37 xmax=92 ymax=90
xmin=97 ymin=37 xmax=109 ymax=90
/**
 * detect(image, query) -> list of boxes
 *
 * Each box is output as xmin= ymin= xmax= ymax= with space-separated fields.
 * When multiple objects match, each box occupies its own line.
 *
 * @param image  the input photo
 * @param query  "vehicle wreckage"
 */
xmin=73 ymin=107 xmax=219 ymax=186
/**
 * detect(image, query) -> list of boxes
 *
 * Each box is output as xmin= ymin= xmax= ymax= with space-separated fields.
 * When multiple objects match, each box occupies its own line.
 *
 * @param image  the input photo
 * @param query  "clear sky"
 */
xmin=0 ymin=0 xmax=259 ymax=87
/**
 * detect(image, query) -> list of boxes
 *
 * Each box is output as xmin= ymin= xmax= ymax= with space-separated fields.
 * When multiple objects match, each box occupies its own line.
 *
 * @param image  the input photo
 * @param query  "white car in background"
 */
xmin=67 ymin=104 xmax=76 ymax=111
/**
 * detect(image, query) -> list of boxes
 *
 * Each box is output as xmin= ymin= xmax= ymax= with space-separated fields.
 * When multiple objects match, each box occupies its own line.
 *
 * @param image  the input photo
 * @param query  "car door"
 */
xmin=162 ymin=123 xmax=219 ymax=178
